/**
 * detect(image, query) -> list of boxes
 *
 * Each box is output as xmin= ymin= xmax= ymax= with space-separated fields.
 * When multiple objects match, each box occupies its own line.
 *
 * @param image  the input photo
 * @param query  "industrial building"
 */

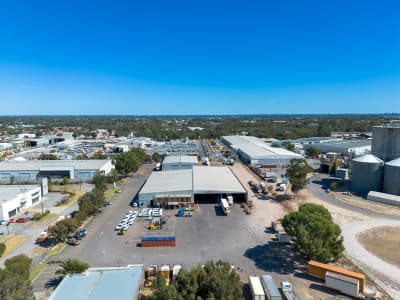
xmin=162 ymin=155 xmax=198 ymax=171
xmin=303 ymin=140 xmax=371 ymax=156
xmin=0 ymin=159 xmax=113 ymax=183
xmin=138 ymin=166 xmax=247 ymax=206
xmin=49 ymin=265 xmax=144 ymax=300
xmin=0 ymin=185 xmax=42 ymax=219
xmin=221 ymin=135 xmax=302 ymax=166
xmin=372 ymin=125 xmax=400 ymax=161
xmin=350 ymin=154 xmax=384 ymax=195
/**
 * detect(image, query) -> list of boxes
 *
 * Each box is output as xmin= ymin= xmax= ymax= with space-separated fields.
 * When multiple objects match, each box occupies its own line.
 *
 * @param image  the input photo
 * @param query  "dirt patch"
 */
xmin=1 ymin=234 xmax=30 ymax=257
xmin=358 ymin=226 xmax=400 ymax=269
xmin=286 ymin=189 xmax=370 ymax=226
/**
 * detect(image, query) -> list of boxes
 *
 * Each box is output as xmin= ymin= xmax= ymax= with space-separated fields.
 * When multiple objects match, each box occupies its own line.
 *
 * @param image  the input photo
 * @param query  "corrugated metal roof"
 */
xmin=222 ymin=135 xmax=302 ymax=160
xmin=140 ymin=169 xmax=193 ymax=194
xmin=0 ymin=159 xmax=111 ymax=171
xmin=193 ymin=166 xmax=246 ymax=194
xmin=163 ymin=155 xmax=198 ymax=165
xmin=49 ymin=265 xmax=143 ymax=300
xmin=139 ymin=166 xmax=246 ymax=196
xmin=386 ymin=157 xmax=400 ymax=167
xmin=353 ymin=154 xmax=383 ymax=164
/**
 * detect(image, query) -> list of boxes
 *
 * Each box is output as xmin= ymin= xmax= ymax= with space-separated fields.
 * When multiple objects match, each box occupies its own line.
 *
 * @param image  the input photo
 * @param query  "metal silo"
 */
xmin=372 ymin=125 xmax=400 ymax=162
xmin=351 ymin=154 xmax=384 ymax=195
xmin=383 ymin=157 xmax=400 ymax=196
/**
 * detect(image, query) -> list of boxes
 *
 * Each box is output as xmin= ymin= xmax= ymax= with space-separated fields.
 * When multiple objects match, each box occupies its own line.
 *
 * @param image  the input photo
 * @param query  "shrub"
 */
xmin=32 ymin=210 xmax=50 ymax=221
xmin=0 ymin=243 xmax=6 ymax=257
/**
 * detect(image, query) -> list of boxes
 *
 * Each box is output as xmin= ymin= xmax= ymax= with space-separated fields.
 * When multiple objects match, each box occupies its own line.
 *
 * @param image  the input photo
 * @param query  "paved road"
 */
xmin=53 ymin=164 xmax=153 ymax=264
xmin=307 ymin=174 xmax=400 ymax=220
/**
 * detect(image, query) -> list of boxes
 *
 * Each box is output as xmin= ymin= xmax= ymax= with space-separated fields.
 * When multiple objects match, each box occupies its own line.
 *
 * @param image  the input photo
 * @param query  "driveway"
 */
xmin=343 ymin=218 xmax=400 ymax=299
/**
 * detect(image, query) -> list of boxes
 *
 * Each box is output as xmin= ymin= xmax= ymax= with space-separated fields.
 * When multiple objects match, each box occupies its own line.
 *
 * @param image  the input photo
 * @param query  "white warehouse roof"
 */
xmin=139 ymin=166 xmax=246 ymax=199
xmin=0 ymin=185 xmax=40 ymax=202
xmin=222 ymin=135 xmax=302 ymax=160
xmin=193 ymin=166 xmax=246 ymax=194
xmin=0 ymin=159 xmax=112 ymax=171
xmin=162 ymin=155 xmax=198 ymax=165
xmin=139 ymin=169 xmax=193 ymax=195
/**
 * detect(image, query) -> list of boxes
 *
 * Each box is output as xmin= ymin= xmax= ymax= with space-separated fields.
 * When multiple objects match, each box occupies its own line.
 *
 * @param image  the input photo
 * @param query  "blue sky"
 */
xmin=0 ymin=0 xmax=399 ymax=115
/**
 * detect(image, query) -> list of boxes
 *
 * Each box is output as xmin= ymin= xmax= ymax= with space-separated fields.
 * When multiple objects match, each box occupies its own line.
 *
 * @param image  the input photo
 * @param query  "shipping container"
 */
xmin=308 ymin=260 xmax=365 ymax=294
xmin=326 ymin=271 xmax=360 ymax=298
xmin=261 ymin=275 xmax=282 ymax=300
xmin=249 ymin=276 xmax=266 ymax=300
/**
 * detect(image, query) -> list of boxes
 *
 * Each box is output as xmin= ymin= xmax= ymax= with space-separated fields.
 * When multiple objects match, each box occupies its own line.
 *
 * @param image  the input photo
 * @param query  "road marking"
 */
xmin=99 ymin=231 xmax=103 ymax=236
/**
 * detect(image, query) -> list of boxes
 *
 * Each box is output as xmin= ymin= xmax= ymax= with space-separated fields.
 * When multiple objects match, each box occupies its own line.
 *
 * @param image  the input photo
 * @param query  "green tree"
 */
xmin=282 ymin=203 xmax=344 ymax=262
xmin=49 ymin=259 xmax=90 ymax=275
xmin=113 ymin=148 xmax=147 ymax=176
xmin=38 ymin=153 xmax=58 ymax=160
xmin=285 ymin=158 xmax=312 ymax=193
xmin=173 ymin=260 xmax=244 ymax=300
xmin=93 ymin=172 xmax=107 ymax=192
xmin=61 ymin=177 xmax=69 ymax=186
xmin=282 ymin=141 xmax=295 ymax=151
xmin=149 ymin=273 xmax=178 ymax=300
xmin=4 ymin=254 xmax=32 ymax=281
xmin=151 ymin=152 xmax=164 ymax=163
xmin=305 ymin=146 xmax=321 ymax=157
xmin=0 ymin=268 xmax=34 ymax=300
xmin=52 ymin=218 xmax=79 ymax=242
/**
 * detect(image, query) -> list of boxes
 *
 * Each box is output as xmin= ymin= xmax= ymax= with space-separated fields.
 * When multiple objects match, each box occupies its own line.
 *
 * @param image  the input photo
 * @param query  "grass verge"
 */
xmin=31 ymin=213 xmax=58 ymax=226
xmin=105 ymin=187 xmax=120 ymax=200
xmin=29 ymin=263 xmax=46 ymax=282
xmin=48 ymin=242 xmax=66 ymax=256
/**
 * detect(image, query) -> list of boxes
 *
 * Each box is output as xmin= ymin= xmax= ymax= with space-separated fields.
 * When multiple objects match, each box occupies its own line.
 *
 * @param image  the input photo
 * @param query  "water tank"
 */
xmin=351 ymin=154 xmax=384 ymax=195
xmin=372 ymin=126 xmax=400 ymax=161
xmin=383 ymin=157 xmax=400 ymax=196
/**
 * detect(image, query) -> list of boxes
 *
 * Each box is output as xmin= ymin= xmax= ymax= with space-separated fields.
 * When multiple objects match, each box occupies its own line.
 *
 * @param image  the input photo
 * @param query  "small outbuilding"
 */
xmin=162 ymin=155 xmax=198 ymax=171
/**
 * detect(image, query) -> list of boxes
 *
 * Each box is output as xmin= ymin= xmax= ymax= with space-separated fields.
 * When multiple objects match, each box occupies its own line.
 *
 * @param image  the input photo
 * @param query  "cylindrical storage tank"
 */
xmin=372 ymin=126 xmax=400 ymax=161
xmin=351 ymin=154 xmax=384 ymax=195
xmin=383 ymin=157 xmax=400 ymax=196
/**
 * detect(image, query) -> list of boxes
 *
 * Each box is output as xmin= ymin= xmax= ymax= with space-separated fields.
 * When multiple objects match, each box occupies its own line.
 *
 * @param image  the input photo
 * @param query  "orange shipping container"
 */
xmin=308 ymin=260 xmax=365 ymax=294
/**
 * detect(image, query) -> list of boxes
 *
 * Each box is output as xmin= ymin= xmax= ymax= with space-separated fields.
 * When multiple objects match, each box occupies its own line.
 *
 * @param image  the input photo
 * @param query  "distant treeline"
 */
xmin=0 ymin=115 xmax=398 ymax=140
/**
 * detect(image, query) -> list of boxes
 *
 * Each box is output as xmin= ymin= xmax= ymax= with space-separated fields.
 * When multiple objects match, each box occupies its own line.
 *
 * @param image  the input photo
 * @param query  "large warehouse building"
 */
xmin=221 ymin=135 xmax=302 ymax=166
xmin=138 ymin=166 xmax=247 ymax=206
xmin=303 ymin=140 xmax=371 ymax=156
xmin=0 ymin=159 xmax=113 ymax=183
xmin=162 ymin=155 xmax=198 ymax=171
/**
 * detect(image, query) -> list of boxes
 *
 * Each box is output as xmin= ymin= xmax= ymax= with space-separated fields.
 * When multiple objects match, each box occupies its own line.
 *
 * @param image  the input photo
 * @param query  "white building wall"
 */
xmin=0 ymin=186 xmax=42 ymax=219
xmin=100 ymin=160 xmax=114 ymax=174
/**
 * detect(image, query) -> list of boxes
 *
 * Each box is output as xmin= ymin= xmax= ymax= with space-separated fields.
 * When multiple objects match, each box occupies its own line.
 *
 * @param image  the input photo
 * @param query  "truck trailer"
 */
xmin=325 ymin=271 xmax=360 ymax=298
xmin=261 ymin=275 xmax=282 ymax=300
xmin=249 ymin=276 xmax=266 ymax=300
